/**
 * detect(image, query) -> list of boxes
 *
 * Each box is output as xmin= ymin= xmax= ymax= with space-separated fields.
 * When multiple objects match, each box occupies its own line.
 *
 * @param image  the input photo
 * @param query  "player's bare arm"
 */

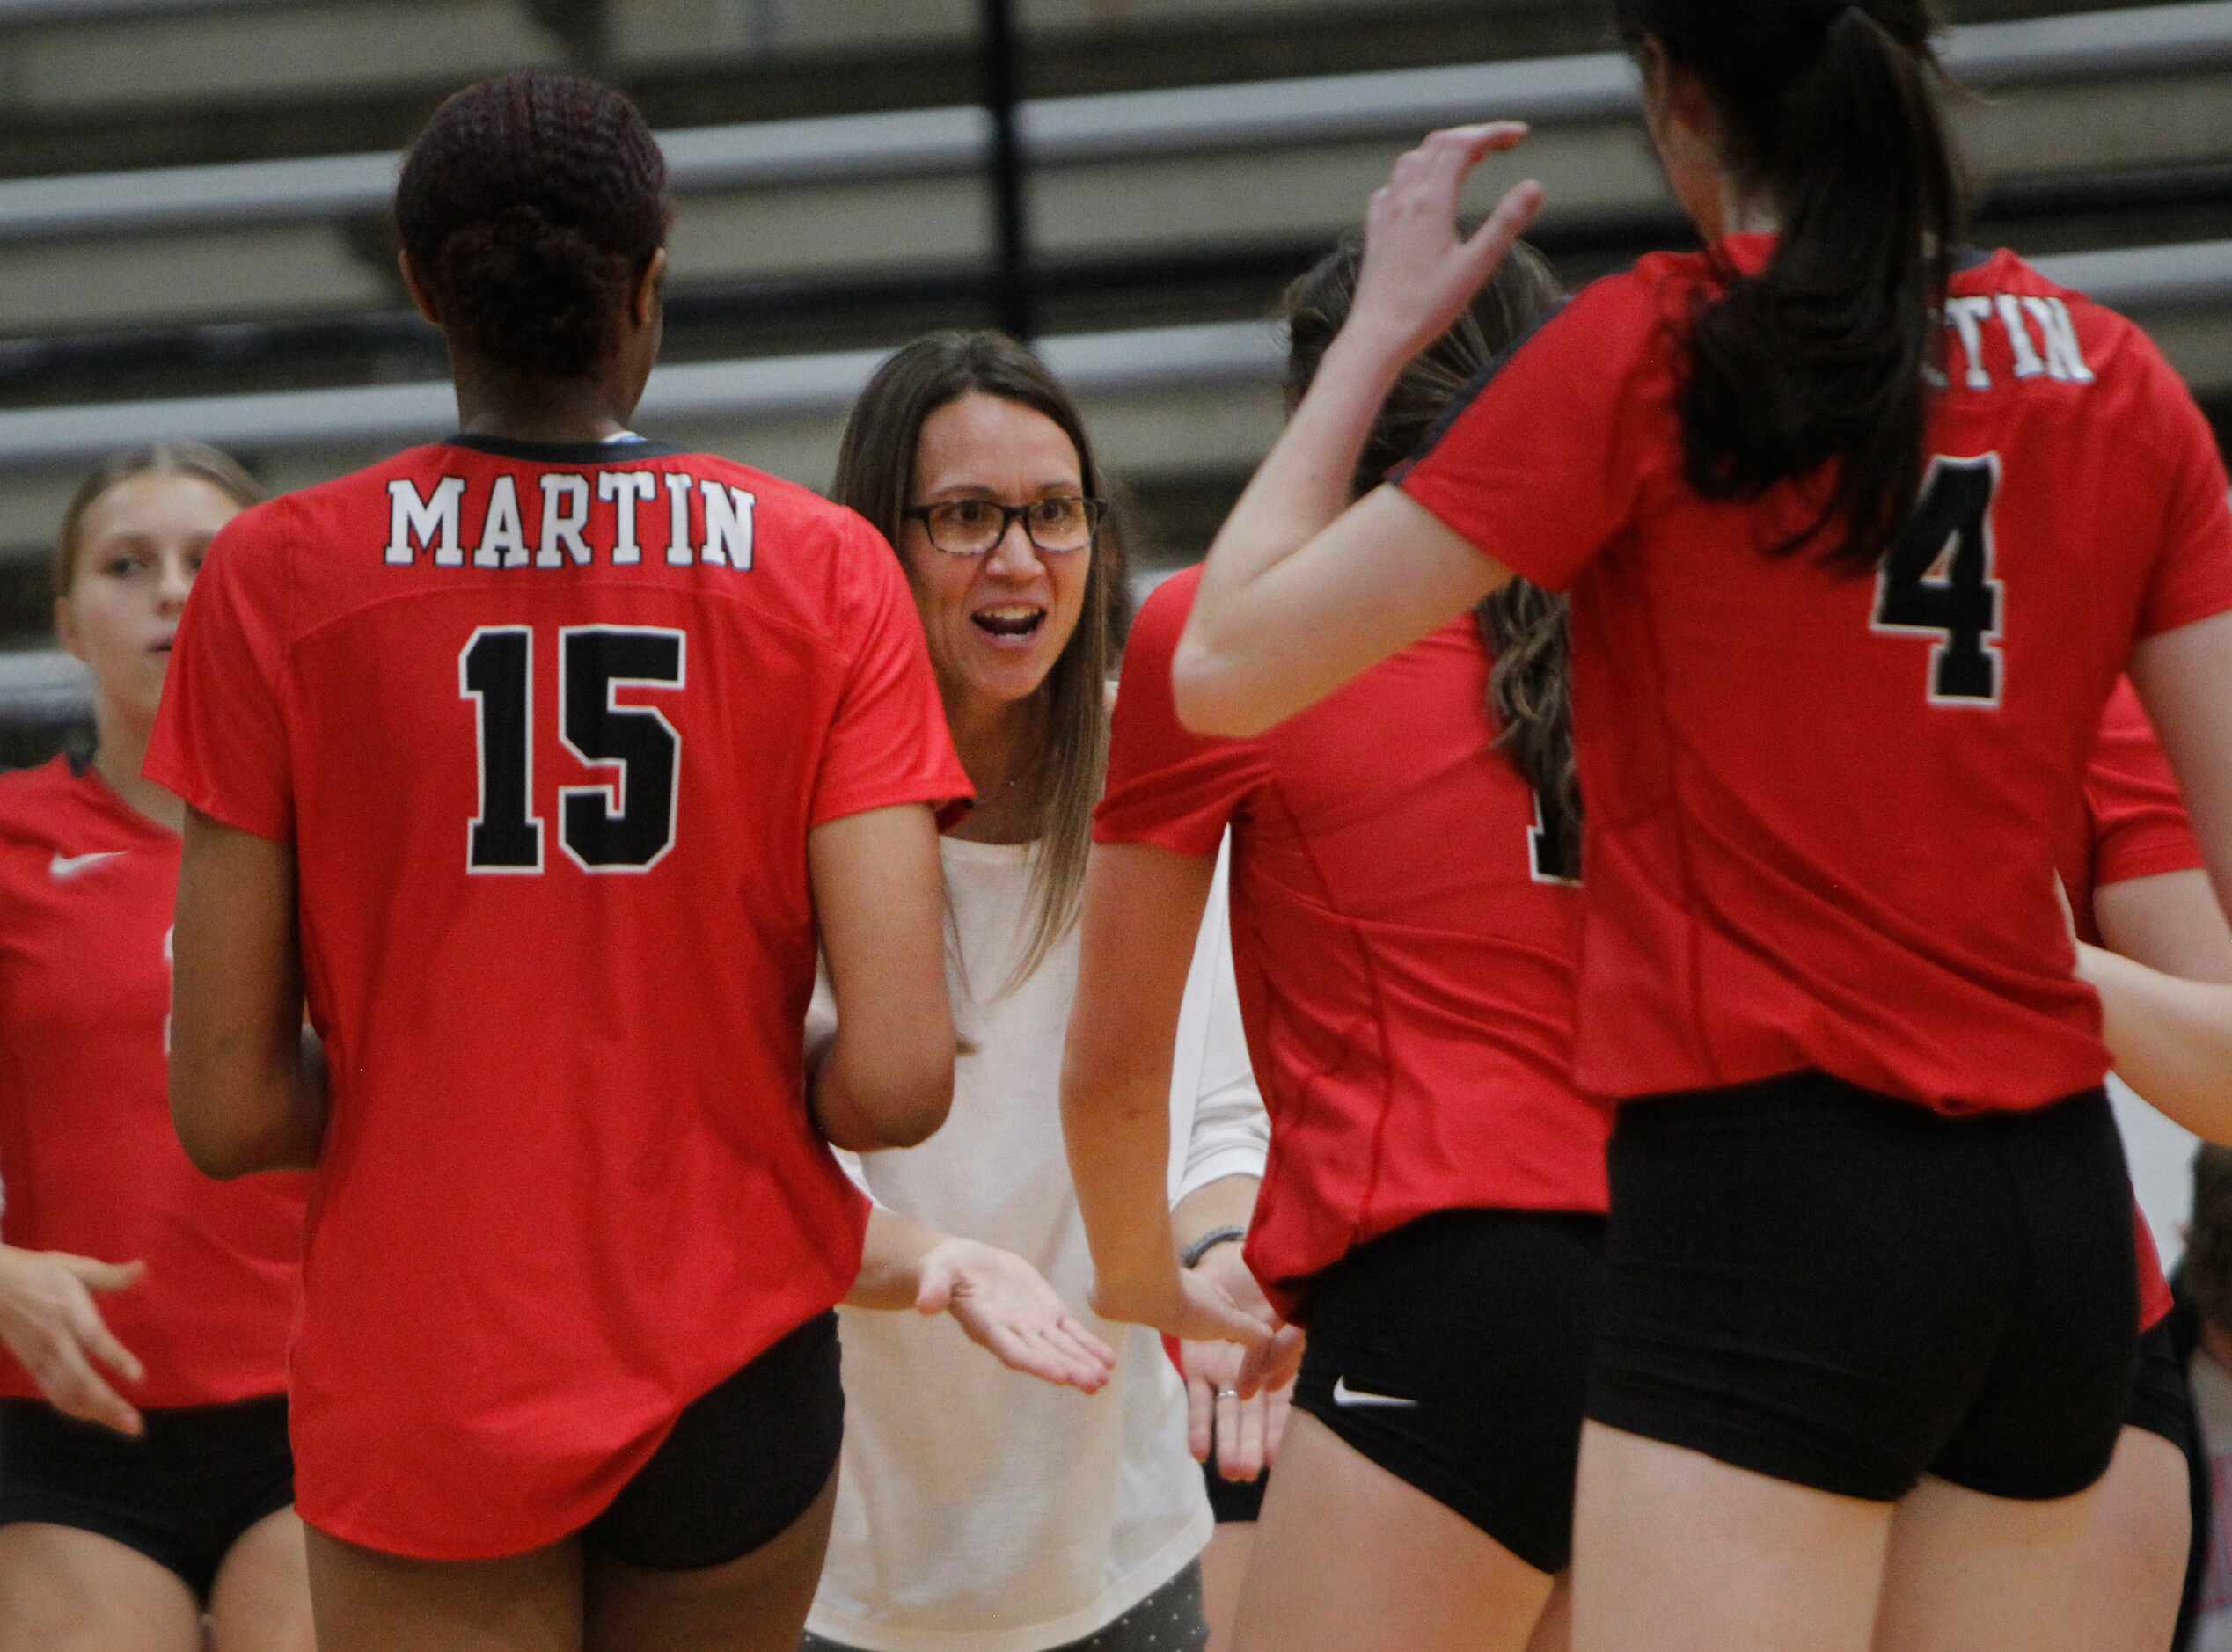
xmin=169 ymin=808 xmax=326 ymax=1178
xmin=2077 ymin=945 xmax=2232 ymax=1140
xmin=808 ymin=802 xmax=957 ymax=1151
xmin=2135 ymin=609 xmax=2232 ymax=934
xmin=1062 ymin=842 xmax=1269 ymax=1354
xmin=1175 ymin=127 xmax=1538 ymax=739
xmin=2080 ymin=851 xmax=2232 ymax=1138
xmin=2096 ymin=867 xmax=2232 ymax=987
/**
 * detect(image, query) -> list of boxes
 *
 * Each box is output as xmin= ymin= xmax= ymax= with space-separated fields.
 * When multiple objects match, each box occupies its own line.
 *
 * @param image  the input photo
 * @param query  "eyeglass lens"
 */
xmin=921 ymin=498 xmax=1096 ymax=554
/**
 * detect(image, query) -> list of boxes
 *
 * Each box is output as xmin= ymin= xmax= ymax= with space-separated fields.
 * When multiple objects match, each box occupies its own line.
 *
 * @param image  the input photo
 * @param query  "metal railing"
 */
xmin=4 ymin=240 xmax=2229 ymax=475
xmin=0 ymin=0 xmax=287 ymax=22
xmin=3 ymin=2 xmax=2228 ymax=245
xmin=0 ymin=318 xmax=1283 ymax=471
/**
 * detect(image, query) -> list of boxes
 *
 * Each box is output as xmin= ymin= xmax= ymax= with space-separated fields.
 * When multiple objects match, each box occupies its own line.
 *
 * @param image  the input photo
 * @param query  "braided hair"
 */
xmin=396 ymin=70 xmax=670 ymax=379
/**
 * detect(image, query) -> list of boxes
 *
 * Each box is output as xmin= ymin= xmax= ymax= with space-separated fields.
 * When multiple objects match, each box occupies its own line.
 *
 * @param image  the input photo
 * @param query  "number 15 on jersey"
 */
xmin=459 ymin=624 xmax=687 ymax=875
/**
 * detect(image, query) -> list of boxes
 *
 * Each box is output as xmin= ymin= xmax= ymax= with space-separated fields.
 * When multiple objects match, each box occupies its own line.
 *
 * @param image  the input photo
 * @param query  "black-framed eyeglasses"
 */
xmin=904 ymin=496 xmax=1105 ymax=558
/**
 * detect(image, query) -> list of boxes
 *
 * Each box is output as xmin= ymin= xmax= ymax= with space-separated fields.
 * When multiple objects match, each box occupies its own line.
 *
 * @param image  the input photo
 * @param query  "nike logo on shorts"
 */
xmin=49 ymin=851 xmax=126 ymax=881
xmin=1330 ymin=1376 xmax=1419 ymax=1408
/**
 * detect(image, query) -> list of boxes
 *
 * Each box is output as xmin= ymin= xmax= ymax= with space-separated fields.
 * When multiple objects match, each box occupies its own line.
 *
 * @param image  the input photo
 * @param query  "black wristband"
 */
xmin=1181 ymin=1225 xmax=1248 ymax=1270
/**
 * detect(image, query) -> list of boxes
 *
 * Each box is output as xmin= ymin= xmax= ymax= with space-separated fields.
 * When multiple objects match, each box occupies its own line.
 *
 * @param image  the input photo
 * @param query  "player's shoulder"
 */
xmin=231 ymin=445 xmax=456 ymax=548
xmin=1130 ymin=566 xmax=1203 ymax=653
xmin=1432 ymin=261 xmax=1666 ymax=413
xmin=1956 ymin=247 xmax=2164 ymax=380
xmin=203 ymin=489 xmax=301 ymax=563
xmin=1958 ymin=246 xmax=2106 ymax=314
xmin=676 ymin=453 xmax=887 ymax=572
xmin=684 ymin=454 xmax=838 ymax=521
xmin=0 ymin=756 xmax=84 ymax=846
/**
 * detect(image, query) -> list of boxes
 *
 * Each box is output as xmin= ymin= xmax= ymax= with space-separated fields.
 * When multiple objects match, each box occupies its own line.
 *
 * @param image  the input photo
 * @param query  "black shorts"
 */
xmin=1289 ymin=1210 xmax=1605 ymax=1575
xmin=2125 ymin=1319 xmax=2194 ymax=1456
xmin=1202 ymin=1455 xmax=1267 ymax=1523
xmin=0 ymin=1393 xmax=294 ymax=1600
xmin=1588 ymin=1073 xmax=2139 ymax=1504
xmin=579 ymin=1310 xmax=843 ymax=1571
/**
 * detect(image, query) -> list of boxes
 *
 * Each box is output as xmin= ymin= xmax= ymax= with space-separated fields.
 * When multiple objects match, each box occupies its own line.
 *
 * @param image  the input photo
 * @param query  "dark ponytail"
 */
xmin=1278 ymin=238 xmax=1580 ymax=830
xmin=1615 ymin=0 xmax=1964 ymax=566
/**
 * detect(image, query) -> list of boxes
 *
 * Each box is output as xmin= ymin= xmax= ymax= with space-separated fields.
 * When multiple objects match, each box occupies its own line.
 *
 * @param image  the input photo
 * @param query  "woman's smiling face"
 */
xmin=896 ymin=391 xmax=1093 ymax=721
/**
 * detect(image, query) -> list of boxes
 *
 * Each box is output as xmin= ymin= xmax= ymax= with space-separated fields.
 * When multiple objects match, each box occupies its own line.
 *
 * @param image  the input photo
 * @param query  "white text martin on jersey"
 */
xmin=383 ymin=471 xmax=757 ymax=571
xmin=1935 ymin=294 xmax=2095 ymax=391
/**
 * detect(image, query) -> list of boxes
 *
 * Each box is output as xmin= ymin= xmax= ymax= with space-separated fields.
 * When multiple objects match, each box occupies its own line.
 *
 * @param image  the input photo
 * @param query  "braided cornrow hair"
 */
xmin=1277 ymin=238 xmax=1581 ymax=837
xmin=396 ymin=70 xmax=670 ymax=379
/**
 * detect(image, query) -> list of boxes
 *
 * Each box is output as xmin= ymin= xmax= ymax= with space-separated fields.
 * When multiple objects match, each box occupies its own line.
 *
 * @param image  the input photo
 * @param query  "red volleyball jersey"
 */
xmin=2060 ymin=680 xmax=2211 ymax=1331
xmin=1401 ymin=239 xmax=2232 ymax=1113
xmin=1097 ymin=567 xmax=1606 ymax=1323
xmin=0 ymin=757 xmax=304 ymax=1408
xmin=145 ymin=434 xmax=969 ymax=1559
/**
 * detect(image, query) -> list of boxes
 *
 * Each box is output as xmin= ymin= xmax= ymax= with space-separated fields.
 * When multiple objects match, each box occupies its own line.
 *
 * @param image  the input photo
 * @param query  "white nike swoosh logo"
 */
xmin=49 ymin=851 xmax=126 ymax=881
xmin=1330 ymin=1376 xmax=1419 ymax=1408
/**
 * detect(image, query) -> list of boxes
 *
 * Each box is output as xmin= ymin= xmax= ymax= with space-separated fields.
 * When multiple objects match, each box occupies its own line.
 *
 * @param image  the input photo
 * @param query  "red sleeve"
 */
xmin=2087 ymin=678 xmax=2203 ymax=895
xmin=1395 ymin=275 xmax=1661 ymax=594
xmin=810 ymin=515 xmax=971 ymax=827
xmin=2135 ymin=348 xmax=2232 ymax=639
xmin=1094 ymin=569 xmax=1267 ymax=857
xmin=143 ymin=503 xmax=295 ymax=843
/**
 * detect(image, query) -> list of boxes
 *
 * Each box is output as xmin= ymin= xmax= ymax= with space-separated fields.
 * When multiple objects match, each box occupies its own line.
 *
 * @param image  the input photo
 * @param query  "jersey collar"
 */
xmin=443 ymin=433 xmax=686 ymax=465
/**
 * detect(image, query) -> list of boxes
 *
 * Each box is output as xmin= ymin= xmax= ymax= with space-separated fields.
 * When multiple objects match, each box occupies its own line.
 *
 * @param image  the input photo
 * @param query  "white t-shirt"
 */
xmin=804 ymin=837 xmax=1265 ymax=1652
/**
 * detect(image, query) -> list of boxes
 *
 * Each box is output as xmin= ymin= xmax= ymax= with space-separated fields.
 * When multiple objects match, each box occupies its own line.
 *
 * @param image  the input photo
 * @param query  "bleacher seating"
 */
xmin=3 ymin=0 xmax=2229 ymax=749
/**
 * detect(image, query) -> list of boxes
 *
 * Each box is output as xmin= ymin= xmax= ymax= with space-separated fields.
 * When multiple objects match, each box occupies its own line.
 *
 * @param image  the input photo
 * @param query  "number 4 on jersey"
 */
xmin=1874 ymin=455 xmax=2004 ymax=705
xmin=460 ymin=625 xmax=686 ymax=875
xmin=1529 ymin=788 xmax=1580 ymax=885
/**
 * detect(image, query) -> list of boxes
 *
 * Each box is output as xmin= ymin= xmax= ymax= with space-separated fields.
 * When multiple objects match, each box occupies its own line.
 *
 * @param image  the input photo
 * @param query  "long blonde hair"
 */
xmin=831 ymin=332 xmax=1132 ymax=991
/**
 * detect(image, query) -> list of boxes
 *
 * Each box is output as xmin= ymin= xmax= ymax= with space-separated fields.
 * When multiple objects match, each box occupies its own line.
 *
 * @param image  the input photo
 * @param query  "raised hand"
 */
xmin=0 ymin=1246 xmax=147 ymax=1436
xmin=918 ymin=1238 xmax=1117 ymax=1393
xmin=1350 ymin=122 xmax=1545 ymax=367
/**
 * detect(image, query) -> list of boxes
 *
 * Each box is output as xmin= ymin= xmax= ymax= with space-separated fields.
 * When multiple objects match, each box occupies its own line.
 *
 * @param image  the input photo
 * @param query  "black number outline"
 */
xmin=1528 ymin=788 xmax=1580 ymax=886
xmin=557 ymin=625 xmax=688 ymax=875
xmin=1871 ymin=453 xmax=2006 ymax=709
xmin=459 ymin=626 xmax=546 ymax=874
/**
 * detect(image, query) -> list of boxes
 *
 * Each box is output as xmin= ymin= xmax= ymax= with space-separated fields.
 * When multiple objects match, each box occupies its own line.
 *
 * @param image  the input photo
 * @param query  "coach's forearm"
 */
xmin=845 ymin=1207 xmax=949 ymax=1312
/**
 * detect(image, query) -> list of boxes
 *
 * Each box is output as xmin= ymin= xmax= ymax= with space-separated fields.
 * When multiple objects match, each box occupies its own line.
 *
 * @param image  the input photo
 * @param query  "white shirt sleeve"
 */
xmin=1167 ymin=835 xmax=1270 ymax=1206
